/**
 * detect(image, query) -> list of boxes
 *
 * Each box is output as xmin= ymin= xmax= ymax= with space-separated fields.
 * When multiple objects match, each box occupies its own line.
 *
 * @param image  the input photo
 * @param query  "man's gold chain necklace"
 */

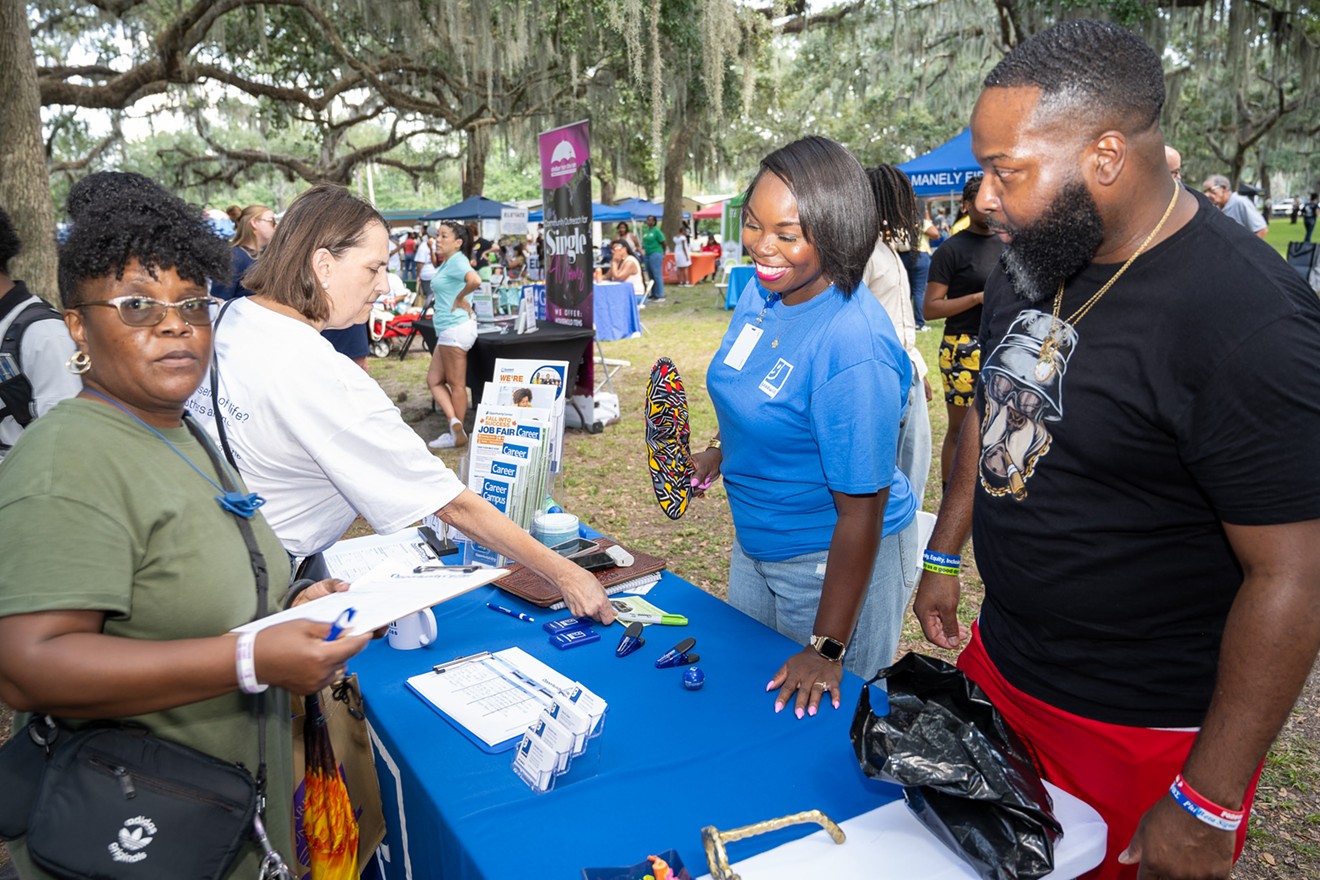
xmin=1034 ymin=186 xmax=1181 ymax=382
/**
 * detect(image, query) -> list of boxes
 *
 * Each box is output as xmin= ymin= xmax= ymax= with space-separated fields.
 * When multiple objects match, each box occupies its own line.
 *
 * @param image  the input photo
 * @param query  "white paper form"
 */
xmin=319 ymin=529 xmax=447 ymax=581
xmin=230 ymin=560 xmax=507 ymax=637
xmin=406 ymin=647 xmax=576 ymax=749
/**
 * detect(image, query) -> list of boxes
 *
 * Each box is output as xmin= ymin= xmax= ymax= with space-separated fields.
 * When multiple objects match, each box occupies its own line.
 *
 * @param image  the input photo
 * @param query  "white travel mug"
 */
xmin=387 ymin=608 xmax=438 ymax=650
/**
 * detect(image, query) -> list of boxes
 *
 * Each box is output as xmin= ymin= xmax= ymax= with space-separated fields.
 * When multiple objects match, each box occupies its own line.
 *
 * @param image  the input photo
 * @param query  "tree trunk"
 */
xmin=463 ymin=126 xmax=490 ymax=198
xmin=0 ymin=0 xmax=59 ymax=304
xmin=596 ymin=169 xmax=615 ymax=206
xmin=661 ymin=113 xmax=698 ymax=243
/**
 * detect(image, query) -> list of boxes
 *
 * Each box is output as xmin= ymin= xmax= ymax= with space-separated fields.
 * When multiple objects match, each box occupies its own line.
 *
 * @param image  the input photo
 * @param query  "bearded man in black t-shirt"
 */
xmin=912 ymin=20 xmax=1320 ymax=880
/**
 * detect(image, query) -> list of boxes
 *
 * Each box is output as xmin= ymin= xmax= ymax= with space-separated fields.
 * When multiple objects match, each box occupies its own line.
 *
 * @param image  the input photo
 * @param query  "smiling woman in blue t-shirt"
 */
xmin=691 ymin=136 xmax=918 ymax=718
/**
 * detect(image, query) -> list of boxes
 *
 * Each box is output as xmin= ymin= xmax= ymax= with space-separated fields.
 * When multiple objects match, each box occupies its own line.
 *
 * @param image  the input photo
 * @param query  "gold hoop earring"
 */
xmin=67 ymin=350 xmax=91 ymax=375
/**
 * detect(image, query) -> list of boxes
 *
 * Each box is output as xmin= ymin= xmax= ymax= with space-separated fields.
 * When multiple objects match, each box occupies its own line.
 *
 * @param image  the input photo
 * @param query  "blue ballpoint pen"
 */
xmin=325 ymin=607 xmax=356 ymax=641
xmin=486 ymin=602 xmax=535 ymax=623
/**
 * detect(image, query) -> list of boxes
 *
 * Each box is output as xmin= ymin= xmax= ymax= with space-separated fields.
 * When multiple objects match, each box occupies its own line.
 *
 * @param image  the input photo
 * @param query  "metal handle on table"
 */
xmin=701 ymin=809 xmax=846 ymax=880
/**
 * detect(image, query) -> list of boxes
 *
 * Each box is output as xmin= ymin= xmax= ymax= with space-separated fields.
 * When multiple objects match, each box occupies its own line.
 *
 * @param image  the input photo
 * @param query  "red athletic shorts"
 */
xmin=957 ymin=624 xmax=1261 ymax=880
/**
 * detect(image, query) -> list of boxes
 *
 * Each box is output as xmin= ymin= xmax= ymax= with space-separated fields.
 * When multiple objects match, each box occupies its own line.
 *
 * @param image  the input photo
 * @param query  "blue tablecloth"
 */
xmin=725 ymin=265 xmax=755 ymax=310
xmin=353 ymin=565 xmax=898 ymax=880
xmin=520 ymin=281 xmax=640 ymax=341
xmin=593 ymin=281 xmax=643 ymax=341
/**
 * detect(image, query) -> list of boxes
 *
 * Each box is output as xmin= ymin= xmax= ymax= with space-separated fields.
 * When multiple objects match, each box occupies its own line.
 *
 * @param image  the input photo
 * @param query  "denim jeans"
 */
xmin=899 ymin=250 xmax=930 ymax=328
xmin=645 ymin=252 xmax=666 ymax=299
xmin=897 ymin=373 xmax=932 ymax=505
xmin=728 ymin=519 xmax=918 ymax=680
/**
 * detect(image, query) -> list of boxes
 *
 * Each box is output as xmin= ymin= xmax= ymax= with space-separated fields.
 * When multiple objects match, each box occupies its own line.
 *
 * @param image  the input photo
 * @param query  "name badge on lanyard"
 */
xmin=723 ymin=323 xmax=763 ymax=371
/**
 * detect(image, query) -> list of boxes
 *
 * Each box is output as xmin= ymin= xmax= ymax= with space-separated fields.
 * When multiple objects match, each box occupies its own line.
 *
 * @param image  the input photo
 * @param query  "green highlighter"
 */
xmin=617 ymin=612 xmax=688 ymax=626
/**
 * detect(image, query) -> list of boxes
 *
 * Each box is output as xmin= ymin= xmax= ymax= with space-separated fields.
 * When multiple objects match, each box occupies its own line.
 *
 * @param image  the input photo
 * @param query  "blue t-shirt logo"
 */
xmin=758 ymin=358 xmax=794 ymax=398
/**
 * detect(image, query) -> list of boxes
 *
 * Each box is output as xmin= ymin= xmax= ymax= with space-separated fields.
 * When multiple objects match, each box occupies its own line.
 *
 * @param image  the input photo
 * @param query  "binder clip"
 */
xmin=655 ymin=637 xmax=698 ymax=668
xmin=615 ymin=621 xmax=646 ymax=658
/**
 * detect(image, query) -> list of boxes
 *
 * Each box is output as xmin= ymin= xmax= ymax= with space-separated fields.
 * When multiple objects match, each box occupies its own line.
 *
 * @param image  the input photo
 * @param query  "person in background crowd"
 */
xmin=211 ymin=204 xmax=276 ymax=300
xmin=641 ymin=215 xmax=667 ymax=301
xmin=948 ymin=197 xmax=972 ymax=237
xmin=702 ymin=234 xmax=722 ymax=254
xmin=1164 ymin=145 xmax=1182 ymax=182
xmin=416 ymin=229 xmax=439 ymax=292
xmin=387 ymin=231 xmax=402 ymax=276
xmin=1202 ymin=175 xmax=1268 ymax=239
xmin=673 ymin=220 xmax=692 ymax=286
xmin=615 ymin=222 xmax=642 ymax=260
xmin=1303 ymin=193 xmax=1318 ymax=243
xmin=506 ymin=242 xmax=526 ymax=280
xmin=601 ymin=239 xmax=644 ymax=300
xmin=468 ymin=223 xmax=495 ymax=268
xmin=425 ymin=220 xmax=481 ymax=450
xmin=692 ymin=136 xmax=917 ymax=716
xmin=190 ymin=184 xmax=615 ymax=623
xmin=933 ymin=207 xmax=951 ymax=241
xmin=863 ymin=165 xmax=933 ymax=503
xmin=900 ymin=199 xmax=940 ymax=332
xmin=914 ymin=21 xmax=1320 ymax=880
xmin=924 ymin=176 xmax=1003 ymax=489
xmin=0 ymin=172 xmax=367 ymax=879
xmin=0 ymin=207 xmax=81 ymax=462
xmin=402 ymin=231 xmax=418 ymax=282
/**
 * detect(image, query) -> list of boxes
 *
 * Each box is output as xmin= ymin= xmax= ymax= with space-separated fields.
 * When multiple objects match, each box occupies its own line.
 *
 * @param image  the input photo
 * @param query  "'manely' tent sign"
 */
xmin=898 ymin=129 xmax=985 ymax=197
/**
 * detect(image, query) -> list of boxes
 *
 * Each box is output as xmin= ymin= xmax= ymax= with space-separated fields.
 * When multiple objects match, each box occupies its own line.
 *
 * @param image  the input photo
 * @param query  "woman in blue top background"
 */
xmin=427 ymin=219 xmax=482 ymax=449
xmin=211 ymin=204 xmax=275 ymax=300
xmin=692 ymin=136 xmax=918 ymax=717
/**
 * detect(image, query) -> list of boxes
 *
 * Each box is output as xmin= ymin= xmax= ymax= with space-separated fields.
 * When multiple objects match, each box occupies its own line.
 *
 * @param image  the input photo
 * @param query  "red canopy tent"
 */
xmin=692 ymin=202 xmax=724 ymax=219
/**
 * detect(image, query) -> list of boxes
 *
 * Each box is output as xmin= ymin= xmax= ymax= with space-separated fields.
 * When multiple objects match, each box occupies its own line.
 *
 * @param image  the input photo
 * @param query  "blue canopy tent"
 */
xmin=422 ymin=195 xmax=516 ymax=221
xmin=898 ymin=129 xmax=983 ymax=198
xmin=614 ymin=197 xmax=663 ymax=219
xmin=528 ymin=202 xmax=631 ymax=223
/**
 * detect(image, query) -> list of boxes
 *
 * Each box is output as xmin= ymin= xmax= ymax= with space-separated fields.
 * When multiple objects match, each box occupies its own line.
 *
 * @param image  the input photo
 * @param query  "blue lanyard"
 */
xmin=754 ymin=291 xmax=781 ymax=326
xmin=82 ymin=390 xmax=266 ymax=519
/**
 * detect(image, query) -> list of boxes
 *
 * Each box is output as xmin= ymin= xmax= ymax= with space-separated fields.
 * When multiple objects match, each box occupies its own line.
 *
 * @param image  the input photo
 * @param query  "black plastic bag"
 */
xmin=850 ymin=653 xmax=1062 ymax=880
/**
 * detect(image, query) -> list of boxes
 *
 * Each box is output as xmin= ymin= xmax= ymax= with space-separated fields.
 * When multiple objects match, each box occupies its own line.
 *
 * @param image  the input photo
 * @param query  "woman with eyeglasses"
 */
xmin=212 ymin=203 xmax=277 ymax=301
xmin=425 ymin=220 xmax=481 ymax=449
xmin=0 ymin=173 xmax=366 ymax=879
xmin=191 ymin=184 xmax=616 ymax=623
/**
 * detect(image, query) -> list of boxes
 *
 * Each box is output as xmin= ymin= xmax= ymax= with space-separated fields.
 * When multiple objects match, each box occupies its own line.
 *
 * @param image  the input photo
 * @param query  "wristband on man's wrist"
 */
xmin=235 ymin=631 xmax=268 ymax=695
xmin=1168 ymin=773 xmax=1243 ymax=832
xmin=922 ymin=549 xmax=961 ymax=576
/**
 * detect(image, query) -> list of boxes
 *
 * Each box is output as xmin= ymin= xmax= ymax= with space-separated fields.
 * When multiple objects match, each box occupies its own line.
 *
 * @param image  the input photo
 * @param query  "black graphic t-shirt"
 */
xmin=972 ymin=193 xmax=1320 ymax=727
xmin=929 ymin=229 xmax=1004 ymax=336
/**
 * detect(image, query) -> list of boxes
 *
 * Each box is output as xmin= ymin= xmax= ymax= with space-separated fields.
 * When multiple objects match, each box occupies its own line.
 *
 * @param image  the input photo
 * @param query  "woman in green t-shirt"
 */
xmin=0 ymin=172 xmax=366 ymax=880
xmin=426 ymin=220 xmax=482 ymax=450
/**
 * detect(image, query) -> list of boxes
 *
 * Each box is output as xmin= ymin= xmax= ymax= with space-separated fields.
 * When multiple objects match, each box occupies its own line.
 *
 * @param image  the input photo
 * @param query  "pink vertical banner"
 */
xmin=539 ymin=119 xmax=594 ymax=393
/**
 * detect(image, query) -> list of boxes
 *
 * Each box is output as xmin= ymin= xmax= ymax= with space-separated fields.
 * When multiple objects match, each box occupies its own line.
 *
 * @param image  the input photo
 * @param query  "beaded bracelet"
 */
xmin=1169 ymin=773 xmax=1243 ymax=832
xmin=235 ymin=631 xmax=268 ymax=695
xmin=922 ymin=549 xmax=961 ymax=577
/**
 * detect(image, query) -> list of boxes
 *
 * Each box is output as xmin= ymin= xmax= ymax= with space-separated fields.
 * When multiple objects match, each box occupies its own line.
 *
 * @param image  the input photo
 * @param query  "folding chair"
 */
xmin=713 ymin=258 xmax=738 ymax=305
xmin=594 ymin=340 xmax=630 ymax=395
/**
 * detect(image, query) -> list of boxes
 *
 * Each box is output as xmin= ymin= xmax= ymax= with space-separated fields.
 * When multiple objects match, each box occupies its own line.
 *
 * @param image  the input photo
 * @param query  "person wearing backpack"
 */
xmin=0 ymin=207 xmax=82 ymax=461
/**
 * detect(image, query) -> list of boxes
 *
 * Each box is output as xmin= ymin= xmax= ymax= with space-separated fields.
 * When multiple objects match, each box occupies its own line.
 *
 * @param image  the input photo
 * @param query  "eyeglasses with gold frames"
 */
xmin=76 ymin=296 xmax=219 ymax=327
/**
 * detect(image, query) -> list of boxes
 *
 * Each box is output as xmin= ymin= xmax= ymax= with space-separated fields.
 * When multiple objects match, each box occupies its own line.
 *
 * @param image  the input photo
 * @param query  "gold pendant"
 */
xmin=771 ymin=338 xmax=779 ymax=348
xmin=1033 ymin=357 xmax=1054 ymax=382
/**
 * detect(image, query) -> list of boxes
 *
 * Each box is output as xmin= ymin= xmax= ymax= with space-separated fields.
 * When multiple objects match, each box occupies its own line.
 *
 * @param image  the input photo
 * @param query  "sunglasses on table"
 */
xmin=76 ymin=296 xmax=220 ymax=327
